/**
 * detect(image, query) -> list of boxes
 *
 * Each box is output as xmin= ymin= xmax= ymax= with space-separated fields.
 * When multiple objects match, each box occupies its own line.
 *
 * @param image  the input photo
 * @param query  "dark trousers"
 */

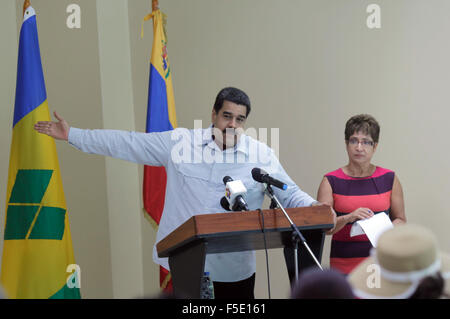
xmin=213 ymin=273 xmax=255 ymax=299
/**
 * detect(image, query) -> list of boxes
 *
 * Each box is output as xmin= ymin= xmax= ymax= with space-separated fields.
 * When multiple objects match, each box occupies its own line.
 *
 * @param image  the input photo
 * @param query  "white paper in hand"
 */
xmin=350 ymin=212 xmax=393 ymax=247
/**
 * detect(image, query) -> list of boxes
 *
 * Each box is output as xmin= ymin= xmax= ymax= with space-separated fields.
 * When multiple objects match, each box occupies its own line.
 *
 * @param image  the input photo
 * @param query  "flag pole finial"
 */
xmin=152 ymin=0 xmax=159 ymax=12
xmin=23 ymin=0 xmax=31 ymax=15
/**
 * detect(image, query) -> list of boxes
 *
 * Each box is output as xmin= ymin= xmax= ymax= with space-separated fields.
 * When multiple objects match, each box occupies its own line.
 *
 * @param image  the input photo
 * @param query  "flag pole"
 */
xmin=141 ymin=0 xmax=159 ymax=38
xmin=23 ymin=0 xmax=31 ymax=15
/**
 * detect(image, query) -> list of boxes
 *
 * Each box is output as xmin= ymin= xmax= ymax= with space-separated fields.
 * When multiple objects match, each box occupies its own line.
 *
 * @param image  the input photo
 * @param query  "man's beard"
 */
xmin=222 ymin=129 xmax=238 ymax=149
xmin=212 ymin=127 xmax=241 ymax=149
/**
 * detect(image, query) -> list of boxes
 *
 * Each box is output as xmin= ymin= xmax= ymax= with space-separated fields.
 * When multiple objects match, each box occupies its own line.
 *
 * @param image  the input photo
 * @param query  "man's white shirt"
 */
xmin=68 ymin=126 xmax=315 ymax=282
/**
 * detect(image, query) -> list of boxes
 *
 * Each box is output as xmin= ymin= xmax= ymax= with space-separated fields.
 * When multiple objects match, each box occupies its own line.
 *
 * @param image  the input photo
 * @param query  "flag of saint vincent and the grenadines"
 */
xmin=142 ymin=8 xmax=177 ymax=292
xmin=0 ymin=4 xmax=80 ymax=299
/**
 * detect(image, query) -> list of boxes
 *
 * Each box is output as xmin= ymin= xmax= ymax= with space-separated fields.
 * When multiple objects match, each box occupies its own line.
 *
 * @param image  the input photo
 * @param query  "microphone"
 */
xmin=222 ymin=176 xmax=249 ymax=211
xmin=223 ymin=176 xmax=233 ymax=184
xmin=251 ymin=167 xmax=288 ymax=190
xmin=220 ymin=196 xmax=231 ymax=211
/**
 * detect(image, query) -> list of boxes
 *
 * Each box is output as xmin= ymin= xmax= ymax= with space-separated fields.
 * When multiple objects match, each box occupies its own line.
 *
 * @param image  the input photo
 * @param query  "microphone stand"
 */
xmin=264 ymin=184 xmax=323 ymax=281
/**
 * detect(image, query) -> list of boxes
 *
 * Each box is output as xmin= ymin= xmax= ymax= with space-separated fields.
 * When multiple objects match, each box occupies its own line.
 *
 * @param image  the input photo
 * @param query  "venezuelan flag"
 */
xmin=142 ymin=8 xmax=177 ymax=292
xmin=0 ymin=4 xmax=80 ymax=299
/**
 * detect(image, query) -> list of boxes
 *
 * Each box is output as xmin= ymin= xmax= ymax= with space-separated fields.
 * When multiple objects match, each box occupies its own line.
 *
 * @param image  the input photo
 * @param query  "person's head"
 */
xmin=290 ymin=268 xmax=355 ymax=299
xmin=349 ymin=224 xmax=450 ymax=299
xmin=344 ymin=114 xmax=380 ymax=165
xmin=211 ymin=87 xmax=251 ymax=149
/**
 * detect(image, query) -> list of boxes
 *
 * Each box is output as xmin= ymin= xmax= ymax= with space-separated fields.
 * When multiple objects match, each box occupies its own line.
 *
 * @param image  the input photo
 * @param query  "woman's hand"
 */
xmin=346 ymin=207 xmax=374 ymax=223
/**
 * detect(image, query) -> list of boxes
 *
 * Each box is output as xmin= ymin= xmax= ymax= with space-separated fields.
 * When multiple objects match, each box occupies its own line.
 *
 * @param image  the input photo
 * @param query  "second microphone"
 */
xmin=222 ymin=176 xmax=249 ymax=211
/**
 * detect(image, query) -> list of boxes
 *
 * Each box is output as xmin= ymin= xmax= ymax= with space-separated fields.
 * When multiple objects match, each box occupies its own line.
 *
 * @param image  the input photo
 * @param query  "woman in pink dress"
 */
xmin=317 ymin=114 xmax=406 ymax=275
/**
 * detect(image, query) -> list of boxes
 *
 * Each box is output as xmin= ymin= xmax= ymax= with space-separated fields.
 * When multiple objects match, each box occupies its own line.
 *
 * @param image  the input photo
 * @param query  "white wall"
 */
xmin=140 ymin=0 xmax=450 ymax=298
xmin=96 ymin=0 xmax=144 ymax=298
xmin=1 ymin=0 xmax=450 ymax=299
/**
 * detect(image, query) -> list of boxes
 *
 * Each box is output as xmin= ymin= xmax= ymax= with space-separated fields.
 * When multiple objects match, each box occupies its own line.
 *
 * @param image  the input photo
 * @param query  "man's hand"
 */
xmin=34 ymin=111 xmax=69 ymax=141
xmin=312 ymin=202 xmax=337 ymax=230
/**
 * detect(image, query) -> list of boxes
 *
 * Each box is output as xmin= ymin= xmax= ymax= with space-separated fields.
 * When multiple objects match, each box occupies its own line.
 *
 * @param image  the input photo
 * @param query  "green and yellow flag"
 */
xmin=0 ymin=3 xmax=80 ymax=299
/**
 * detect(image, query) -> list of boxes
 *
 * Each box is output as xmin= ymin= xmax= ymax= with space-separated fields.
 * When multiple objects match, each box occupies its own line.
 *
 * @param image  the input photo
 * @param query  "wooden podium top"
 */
xmin=157 ymin=205 xmax=335 ymax=257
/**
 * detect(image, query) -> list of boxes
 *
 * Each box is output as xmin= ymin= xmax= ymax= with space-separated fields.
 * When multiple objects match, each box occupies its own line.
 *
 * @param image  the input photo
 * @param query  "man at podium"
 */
xmin=35 ymin=87 xmax=324 ymax=299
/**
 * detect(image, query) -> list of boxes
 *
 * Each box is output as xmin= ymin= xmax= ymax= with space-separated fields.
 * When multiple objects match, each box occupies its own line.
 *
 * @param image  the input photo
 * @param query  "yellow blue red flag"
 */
xmin=142 ymin=7 xmax=177 ymax=292
xmin=0 ymin=4 xmax=80 ymax=299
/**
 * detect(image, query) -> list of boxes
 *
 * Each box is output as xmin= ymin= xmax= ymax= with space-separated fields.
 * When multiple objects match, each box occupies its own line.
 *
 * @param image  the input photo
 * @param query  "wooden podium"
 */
xmin=157 ymin=205 xmax=334 ymax=298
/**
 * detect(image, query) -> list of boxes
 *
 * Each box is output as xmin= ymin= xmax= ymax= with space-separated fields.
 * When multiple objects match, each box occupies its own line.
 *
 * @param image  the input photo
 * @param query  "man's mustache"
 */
xmin=223 ymin=129 xmax=236 ymax=135
xmin=222 ymin=128 xmax=244 ymax=135
xmin=211 ymin=127 xmax=243 ymax=141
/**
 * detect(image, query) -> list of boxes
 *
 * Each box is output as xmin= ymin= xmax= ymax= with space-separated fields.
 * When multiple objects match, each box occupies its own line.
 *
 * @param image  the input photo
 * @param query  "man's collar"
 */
xmin=196 ymin=125 xmax=249 ymax=155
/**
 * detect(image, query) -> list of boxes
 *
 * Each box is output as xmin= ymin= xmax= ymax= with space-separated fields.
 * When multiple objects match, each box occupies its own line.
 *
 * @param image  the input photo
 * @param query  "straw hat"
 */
xmin=349 ymin=224 xmax=450 ymax=299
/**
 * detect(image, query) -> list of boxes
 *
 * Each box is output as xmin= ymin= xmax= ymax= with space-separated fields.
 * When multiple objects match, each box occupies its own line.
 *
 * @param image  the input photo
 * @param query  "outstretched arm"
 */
xmin=34 ymin=111 xmax=70 ymax=141
xmin=34 ymin=110 xmax=174 ymax=167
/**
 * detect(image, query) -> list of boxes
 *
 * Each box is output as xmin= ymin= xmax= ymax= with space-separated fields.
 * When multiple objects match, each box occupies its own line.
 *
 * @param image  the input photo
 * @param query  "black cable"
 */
xmin=257 ymin=208 xmax=271 ymax=299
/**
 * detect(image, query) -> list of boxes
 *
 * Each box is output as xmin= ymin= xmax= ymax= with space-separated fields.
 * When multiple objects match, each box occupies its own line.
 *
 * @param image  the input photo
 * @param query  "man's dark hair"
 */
xmin=345 ymin=114 xmax=380 ymax=143
xmin=213 ymin=87 xmax=251 ymax=117
xmin=290 ymin=269 xmax=355 ymax=299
